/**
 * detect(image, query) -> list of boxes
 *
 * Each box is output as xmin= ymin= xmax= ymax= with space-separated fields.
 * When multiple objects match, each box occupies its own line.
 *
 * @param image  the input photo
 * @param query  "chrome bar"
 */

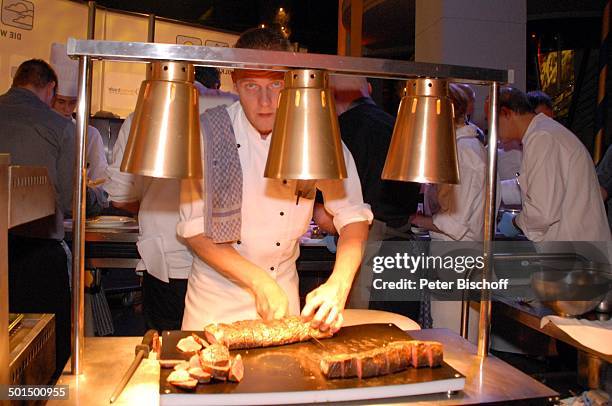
xmin=478 ymin=81 xmax=500 ymax=358
xmin=86 ymin=2 xmax=95 ymax=112
xmin=460 ymin=300 xmax=469 ymax=339
xmin=66 ymin=39 xmax=509 ymax=84
xmin=71 ymin=56 xmax=91 ymax=375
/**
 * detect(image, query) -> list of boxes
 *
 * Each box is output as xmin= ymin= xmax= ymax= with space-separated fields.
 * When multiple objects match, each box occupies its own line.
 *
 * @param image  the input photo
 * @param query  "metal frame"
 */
xmin=67 ymin=38 xmax=508 ymax=373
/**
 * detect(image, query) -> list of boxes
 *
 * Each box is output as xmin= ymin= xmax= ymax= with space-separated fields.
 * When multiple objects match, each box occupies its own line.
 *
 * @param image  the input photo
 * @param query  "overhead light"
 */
xmin=265 ymin=69 xmax=347 ymax=180
xmin=382 ymin=78 xmax=459 ymax=184
xmin=121 ymin=61 xmax=202 ymax=179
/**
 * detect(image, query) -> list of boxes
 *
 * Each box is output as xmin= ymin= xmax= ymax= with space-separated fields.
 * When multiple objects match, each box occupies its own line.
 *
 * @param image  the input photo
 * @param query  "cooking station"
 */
xmin=50 ymin=329 xmax=558 ymax=405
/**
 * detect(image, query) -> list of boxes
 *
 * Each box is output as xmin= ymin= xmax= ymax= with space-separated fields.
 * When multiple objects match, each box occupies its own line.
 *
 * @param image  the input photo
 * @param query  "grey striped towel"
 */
xmin=200 ymin=106 xmax=243 ymax=243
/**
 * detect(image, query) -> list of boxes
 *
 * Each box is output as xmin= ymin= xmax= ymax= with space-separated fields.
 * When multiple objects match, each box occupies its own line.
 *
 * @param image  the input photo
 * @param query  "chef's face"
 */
xmin=52 ymin=94 xmax=77 ymax=118
xmin=233 ymin=70 xmax=284 ymax=135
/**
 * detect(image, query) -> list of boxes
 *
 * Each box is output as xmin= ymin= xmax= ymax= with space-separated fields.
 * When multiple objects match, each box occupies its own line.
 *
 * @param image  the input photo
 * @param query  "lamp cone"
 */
xmin=382 ymin=78 xmax=459 ymax=184
xmin=264 ymin=69 xmax=347 ymax=180
xmin=121 ymin=61 xmax=202 ymax=179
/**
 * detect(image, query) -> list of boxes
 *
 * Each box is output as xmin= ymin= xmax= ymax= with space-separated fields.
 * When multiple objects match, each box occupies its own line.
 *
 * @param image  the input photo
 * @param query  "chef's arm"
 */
xmin=111 ymin=200 xmax=140 ymax=214
xmin=185 ymin=234 xmax=289 ymax=321
xmin=302 ymin=220 xmax=368 ymax=332
xmin=313 ymin=202 xmax=338 ymax=235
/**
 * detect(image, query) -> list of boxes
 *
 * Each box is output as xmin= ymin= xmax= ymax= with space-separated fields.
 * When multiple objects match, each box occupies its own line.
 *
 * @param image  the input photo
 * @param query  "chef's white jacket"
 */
xmin=430 ymin=125 xmax=488 ymax=241
xmin=177 ymin=101 xmax=373 ymax=329
xmin=105 ymin=114 xmax=193 ymax=281
xmin=72 ymin=118 xmax=108 ymax=182
xmin=515 ymin=114 xmax=611 ymax=241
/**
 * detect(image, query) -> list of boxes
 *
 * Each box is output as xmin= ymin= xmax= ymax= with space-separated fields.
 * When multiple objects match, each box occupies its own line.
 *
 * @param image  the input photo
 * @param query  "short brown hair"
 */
xmin=449 ymin=83 xmax=469 ymax=124
xmin=499 ymin=86 xmax=534 ymax=114
xmin=12 ymin=59 xmax=58 ymax=90
xmin=235 ymin=27 xmax=292 ymax=51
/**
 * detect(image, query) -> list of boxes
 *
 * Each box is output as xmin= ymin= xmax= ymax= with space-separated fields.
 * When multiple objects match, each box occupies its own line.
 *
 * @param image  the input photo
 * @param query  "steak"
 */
xmin=203 ymin=316 xmax=333 ymax=350
xmin=320 ymin=340 xmax=443 ymax=379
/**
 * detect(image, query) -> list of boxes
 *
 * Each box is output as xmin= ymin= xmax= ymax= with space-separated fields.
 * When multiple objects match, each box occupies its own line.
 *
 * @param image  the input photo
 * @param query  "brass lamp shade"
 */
xmin=120 ymin=61 xmax=202 ymax=178
xmin=264 ymin=69 xmax=347 ymax=180
xmin=382 ymin=78 xmax=460 ymax=184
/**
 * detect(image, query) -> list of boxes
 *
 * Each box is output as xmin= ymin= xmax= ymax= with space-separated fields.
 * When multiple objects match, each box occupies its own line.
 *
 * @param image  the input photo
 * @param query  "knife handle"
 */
xmin=135 ymin=329 xmax=158 ymax=356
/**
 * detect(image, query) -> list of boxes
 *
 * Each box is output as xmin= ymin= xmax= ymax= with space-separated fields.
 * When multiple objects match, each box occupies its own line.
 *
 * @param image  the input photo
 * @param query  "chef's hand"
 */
xmin=252 ymin=277 xmax=289 ymax=322
xmin=301 ymin=279 xmax=349 ymax=334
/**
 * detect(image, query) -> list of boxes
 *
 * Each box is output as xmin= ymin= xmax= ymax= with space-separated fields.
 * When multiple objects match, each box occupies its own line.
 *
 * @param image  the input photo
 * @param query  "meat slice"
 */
xmin=320 ymin=340 xmax=443 ymax=379
xmin=202 ymin=316 xmax=333 ymax=350
xmin=159 ymin=359 xmax=185 ymax=369
xmin=199 ymin=343 xmax=230 ymax=367
xmin=176 ymin=336 xmax=202 ymax=353
xmin=167 ymin=369 xmax=198 ymax=390
xmin=228 ymin=354 xmax=244 ymax=382
xmin=188 ymin=367 xmax=212 ymax=383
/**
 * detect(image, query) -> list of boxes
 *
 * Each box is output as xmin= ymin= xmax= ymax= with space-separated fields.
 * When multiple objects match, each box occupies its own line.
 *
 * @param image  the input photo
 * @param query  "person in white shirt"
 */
xmin=411 ymin=84 xmax=488 ymax=242
xmin=49 ymin=43 xmax=108 ymax=182
xmin=495 ymin=86 xmax=610 ymax=241
xmin=177 ymin=27 xmax=372 ymax=332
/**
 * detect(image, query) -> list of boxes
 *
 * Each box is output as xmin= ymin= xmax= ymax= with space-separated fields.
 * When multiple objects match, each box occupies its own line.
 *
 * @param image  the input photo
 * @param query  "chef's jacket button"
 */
xmin=270 ymin=266 xmax=275 ymax=271
xmin=276 ymin=242 xmax=280 ymax=246
xmin=237 ymin=143 xmax=241 ymax=148
xmin=280 ymin=211 xmax=284 ymax=216
xmin=237 ymin=240 xmax=241 ymax=244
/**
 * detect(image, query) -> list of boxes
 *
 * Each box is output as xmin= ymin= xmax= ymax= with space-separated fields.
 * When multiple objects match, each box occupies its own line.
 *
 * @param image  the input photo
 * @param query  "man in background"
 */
xmin=527 ymin=90 xmax=554 ymax=118
xmin=49 ymin=43 xmax=108 ymax=182
xmin=0 ymin=59 xmax=74 ymax=374
xmin=313 ymin=75 xmax=420 ymax=318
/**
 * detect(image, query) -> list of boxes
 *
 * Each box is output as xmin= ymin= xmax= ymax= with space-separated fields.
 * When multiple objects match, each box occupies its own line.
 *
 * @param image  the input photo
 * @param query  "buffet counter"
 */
xmin=49 ymin=328 xmax=558 ymax=405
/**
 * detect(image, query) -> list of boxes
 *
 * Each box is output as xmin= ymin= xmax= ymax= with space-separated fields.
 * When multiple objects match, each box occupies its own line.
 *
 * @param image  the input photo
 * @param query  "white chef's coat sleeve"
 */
xmin=317 ymin=143 xmax=373 ymax=232
xmin=104 ymin=114 xmax=142 ymax=202
xmin=432 ymin=146 xmax=483 ymax=240
xmin=177 ymin=178 xmax=206 ymax=239
xmin=86 ymin=125 xmax=108 ymax=181
xmin=514 ymin=133 xmax=563 ymax=240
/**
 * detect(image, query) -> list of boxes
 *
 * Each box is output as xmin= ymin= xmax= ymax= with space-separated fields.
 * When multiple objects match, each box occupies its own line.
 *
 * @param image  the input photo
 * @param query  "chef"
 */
xmin=495 ymin=87 xmax=610 ymax=241
xmin=177 ymin=27 xmax=372 ymax=333
xmin=50 ymin=43 xmax=108 ymax=182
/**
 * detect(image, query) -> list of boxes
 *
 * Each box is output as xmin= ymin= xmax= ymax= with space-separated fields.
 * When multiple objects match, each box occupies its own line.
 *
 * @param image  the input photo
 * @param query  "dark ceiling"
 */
xmin=93 ymin=0 xmax=339 ymax=54
xmin=92 ymin=0 xmax=607 ymax=57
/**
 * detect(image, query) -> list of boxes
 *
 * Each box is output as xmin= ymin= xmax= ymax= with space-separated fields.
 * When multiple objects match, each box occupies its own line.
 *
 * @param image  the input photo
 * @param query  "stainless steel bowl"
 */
xmin=531 ymin=269 xmax=612 ymax=317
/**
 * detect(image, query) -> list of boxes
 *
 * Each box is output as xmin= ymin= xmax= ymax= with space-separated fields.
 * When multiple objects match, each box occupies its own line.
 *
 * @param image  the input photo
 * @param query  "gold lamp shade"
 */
xmin=120 ymin=61 xmax=202 ymax=178
xmin=382 ymin=78 xmax=460 ymax=184
xmin=264 ymin=69 xmax=347 ymax=180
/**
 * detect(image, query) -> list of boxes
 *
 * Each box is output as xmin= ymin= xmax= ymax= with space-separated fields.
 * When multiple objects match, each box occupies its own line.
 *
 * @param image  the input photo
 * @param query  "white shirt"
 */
xmin=105 ymin=114 xmax=193 ymax=281
xmin=177 ymin=101 xmax=373 ymax=329
xmin=72 ymin=118 xmax=108 ymax=181
xmin=431 ymin=125 xmax=488 ymax=241
xmin=515 ymin=114 xmax=611 ymax=241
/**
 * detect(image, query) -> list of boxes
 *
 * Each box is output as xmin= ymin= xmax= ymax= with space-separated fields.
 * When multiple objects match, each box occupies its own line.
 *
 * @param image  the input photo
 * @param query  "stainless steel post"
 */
xmin=477 ymin=81 xmax=500 ymax=358
xmin=148 ymin=14 xmax=156 ymax=42
xmin=86 ymin=2 xmax=96 ymax=110
xmin=0 ymin=155 xmax=10 ymax=393
xmin=71 ymin=56 xmax=91 ymax=375
xmin=459 ymin=300 xmax=469 ymax=339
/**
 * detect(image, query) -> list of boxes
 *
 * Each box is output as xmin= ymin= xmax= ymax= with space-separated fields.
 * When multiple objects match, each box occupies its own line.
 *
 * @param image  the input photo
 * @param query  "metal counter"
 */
xmin=49 ymin=328 xmax=557 ymax=405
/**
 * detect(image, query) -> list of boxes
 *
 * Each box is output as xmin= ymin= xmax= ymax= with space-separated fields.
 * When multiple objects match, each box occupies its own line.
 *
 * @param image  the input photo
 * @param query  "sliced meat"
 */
xmin=167 ymin=369 xmax=198 ymax=390
xmin=188 ymin=367 xmax=212 ymax=383
xmin=199 ymin=343 xmax=230 ymax=367
xmin=159 ymin=359 xmax=185 ymax=369
xmin=176 ymin=336 xmax=202 ymax=353
xmin=200 ymin=364 xmax=230 ymax=381
xmin=228 ymin=354 xmax=244 ymax=382
xmin=202 ymin=316 xmax=334 ymax=350
xmin=189 ymin=353 xmax=201 ymax=369
xmin=191 ymin=333 xmax=209 ymax=348
xmin=320 ymin=340 xmax=443 ymax=379
xmin=173 ymin=361 xmax=190 ymax=371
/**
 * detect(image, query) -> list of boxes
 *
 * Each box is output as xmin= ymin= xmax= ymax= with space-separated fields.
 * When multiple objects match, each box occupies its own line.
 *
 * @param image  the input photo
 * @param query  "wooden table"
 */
xmin=49 ymin=328 xmax=558 ymax=405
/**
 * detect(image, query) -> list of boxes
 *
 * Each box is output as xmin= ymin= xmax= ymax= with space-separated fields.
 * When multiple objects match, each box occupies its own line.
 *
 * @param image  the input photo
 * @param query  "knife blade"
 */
xmin=109 ymin=329 xmax=157 ymax=404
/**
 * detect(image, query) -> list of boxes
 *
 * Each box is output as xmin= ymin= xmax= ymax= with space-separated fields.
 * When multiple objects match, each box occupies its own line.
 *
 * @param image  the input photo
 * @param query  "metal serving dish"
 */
xmin=531 ymin=269 xmax=612 ymax=316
